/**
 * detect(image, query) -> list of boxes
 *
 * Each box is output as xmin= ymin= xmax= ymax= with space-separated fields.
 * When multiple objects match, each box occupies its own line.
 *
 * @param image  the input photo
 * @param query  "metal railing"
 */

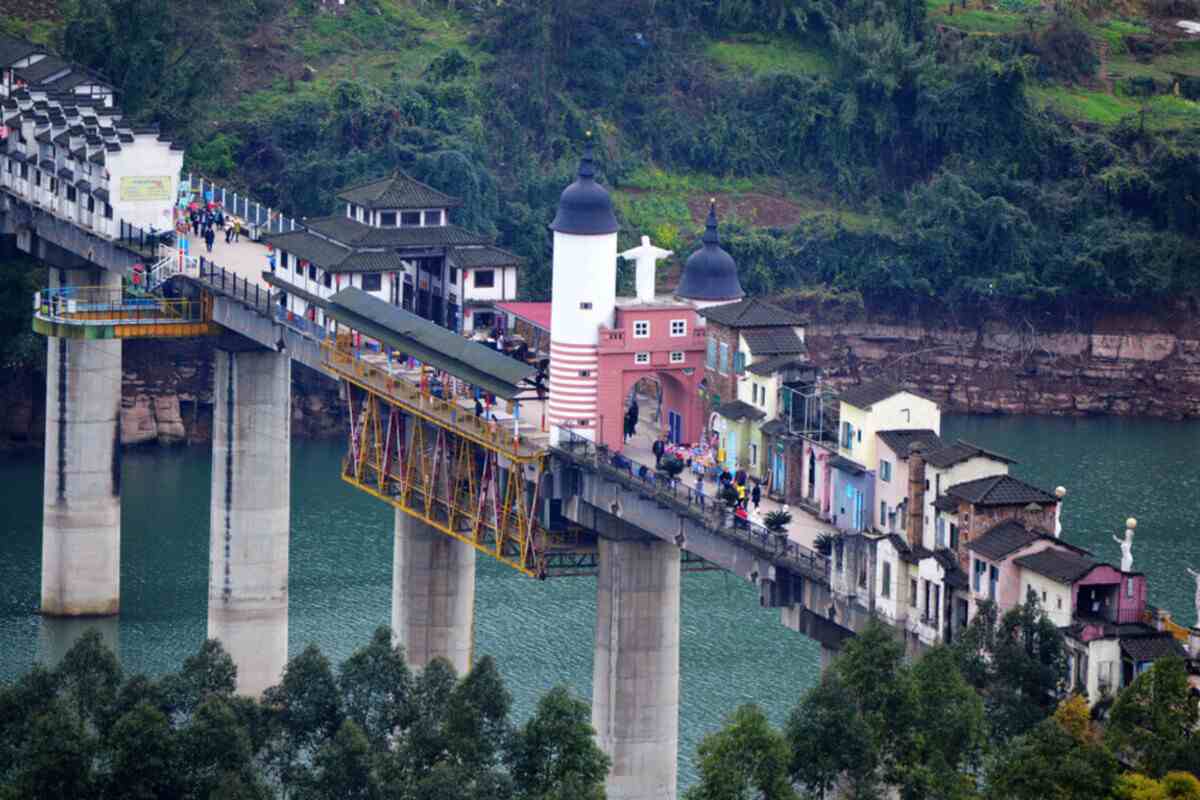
xmin=37 ymin=285 xmax=203 ymax=325
xmin=322 ymin=339 xmax=546 ymax=463
xmin=194 ymin=257 xmax=273 ymax=315
xmin=273 ymin=305 xmax=327 ymax=342
xmin=184 ymin=173 xmax=299 ymax=237
xmin=553 ymin=428 xmax=829 ymax=577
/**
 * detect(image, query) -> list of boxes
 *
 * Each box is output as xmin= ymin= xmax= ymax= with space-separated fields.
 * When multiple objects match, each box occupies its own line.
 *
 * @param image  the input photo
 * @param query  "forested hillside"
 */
xmin=8 ymin=0 xmax=1200 ymax=315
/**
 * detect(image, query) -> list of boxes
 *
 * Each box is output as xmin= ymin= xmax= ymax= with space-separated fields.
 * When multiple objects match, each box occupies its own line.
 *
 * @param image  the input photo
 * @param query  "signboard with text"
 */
xmin=119 ymin=175 xmax=173 ymax=203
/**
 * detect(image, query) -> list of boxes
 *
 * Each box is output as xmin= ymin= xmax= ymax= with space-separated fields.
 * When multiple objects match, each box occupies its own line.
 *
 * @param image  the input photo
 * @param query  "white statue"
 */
xmin=1188 ymin=567 xmax=1200 ymax=629
xmin=1112 ymin=517 xmax=1136 ymax=572
xmin=619 ymin=236 xmax=673 ymax=303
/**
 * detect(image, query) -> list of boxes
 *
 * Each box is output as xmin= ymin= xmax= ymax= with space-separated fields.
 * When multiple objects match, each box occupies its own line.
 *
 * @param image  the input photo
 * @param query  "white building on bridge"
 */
xmin=263 ymin=172 xmax=521 ymax=335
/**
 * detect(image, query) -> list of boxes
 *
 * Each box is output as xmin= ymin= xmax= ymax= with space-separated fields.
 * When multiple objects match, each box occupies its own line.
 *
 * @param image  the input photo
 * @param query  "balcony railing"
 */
xmin=36 ymin=285 xmax=204 ymax=327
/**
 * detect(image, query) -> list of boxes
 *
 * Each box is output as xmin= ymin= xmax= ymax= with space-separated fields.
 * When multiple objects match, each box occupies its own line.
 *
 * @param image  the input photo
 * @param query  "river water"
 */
xmin=2 ymin=414 xmax=1198 ymax=785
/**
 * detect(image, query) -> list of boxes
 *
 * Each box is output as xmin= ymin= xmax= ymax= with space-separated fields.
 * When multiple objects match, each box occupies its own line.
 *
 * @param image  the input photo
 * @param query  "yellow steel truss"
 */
xmin=341 ymin=383 xmax=549 ymax=576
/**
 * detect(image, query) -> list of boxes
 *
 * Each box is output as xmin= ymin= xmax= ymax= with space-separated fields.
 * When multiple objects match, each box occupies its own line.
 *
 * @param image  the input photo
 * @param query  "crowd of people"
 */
xmin=176 ymin=201 xmax=244 ymax=253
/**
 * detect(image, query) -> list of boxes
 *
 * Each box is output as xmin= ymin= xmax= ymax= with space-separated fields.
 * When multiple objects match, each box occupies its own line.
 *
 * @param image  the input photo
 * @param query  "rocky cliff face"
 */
xmin=5 ymin=306 xmax=1200 ymax=450
xmin=796 ymin=302 xmax=1200 ymax=419
xmin=0 ymin=338 xmax=345 ymax=449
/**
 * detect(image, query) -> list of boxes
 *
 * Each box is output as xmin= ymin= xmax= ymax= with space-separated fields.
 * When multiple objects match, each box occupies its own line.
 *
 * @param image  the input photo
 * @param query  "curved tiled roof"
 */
xmin=303 ymin=215 xmax=489 ymax=248
xmin=742 ymin=327 xmax=805 ymax=356
xmin=452 ymin=245 xmax=523 ymax=268
xmin=967 ymin=519 xmax=1046 ymax=560
xmin=336 ymin=172 xmax=461 ymax=210
xmin=924 ymin=440 xmax=1016 ymax=469
xmin=839 ymin=380 xmax=908 ymax=409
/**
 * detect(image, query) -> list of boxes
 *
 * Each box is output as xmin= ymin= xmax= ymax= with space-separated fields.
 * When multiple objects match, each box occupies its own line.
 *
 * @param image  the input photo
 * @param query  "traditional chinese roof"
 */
xmin=452 ymin=245 xmax=523 ymax=268
xmin=263 ymin=230 xmax=351 ymax=269
xmin=877 ymin=429 xmax=943 ymax=458
xmin=15 ymin=55 xmax=70 ymax=84
xmin=336 ymin=172 xmax=462 ymax=210
xmin=1014 ymin=548 xmax=1097 ymax=584
xmin=0 ymin=35 xmax=42 ymax=67
xmin=924 ymin=440 xmax=1017 ymax=469
xmin=303 ymin=215 xmax=489 ymax=248
xmin=742 ymin=327 xmax=805 ymax=356
xmin=715 ymin=399 xmax=766 ymax=422
xmin=698 ymin=297 xmax=805 ymax=329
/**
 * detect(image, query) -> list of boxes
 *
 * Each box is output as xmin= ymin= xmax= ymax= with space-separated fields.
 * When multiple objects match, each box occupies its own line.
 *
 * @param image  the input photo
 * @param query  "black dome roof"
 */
xmin=549 ymin=142 xmax=618 ymax=236
xmin=676 ymin=202 xmax=744 ymax=302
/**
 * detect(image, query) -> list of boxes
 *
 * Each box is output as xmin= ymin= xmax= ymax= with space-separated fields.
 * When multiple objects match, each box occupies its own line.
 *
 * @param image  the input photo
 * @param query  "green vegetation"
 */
xmin=688 ymin=599 xmax=1200 ymax=800
xmin=706 ymin=35 xmax=833 ymax=76
xmin=0 ymin=627 xmax=609 ymax=799
xmin=7 ymin=0 xmax=1191 ymax=315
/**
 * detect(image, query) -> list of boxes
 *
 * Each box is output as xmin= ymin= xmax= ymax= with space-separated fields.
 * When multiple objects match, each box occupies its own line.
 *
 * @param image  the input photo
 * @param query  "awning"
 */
xmin=325 ymin=288 xmax=536 ymax=399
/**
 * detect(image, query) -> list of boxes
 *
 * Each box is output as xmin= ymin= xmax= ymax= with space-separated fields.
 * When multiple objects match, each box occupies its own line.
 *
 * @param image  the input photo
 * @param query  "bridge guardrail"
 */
xmin=553 ymin=428 xmax=829 ymax=578
xmin=37 ymin=285 xmax=204 ymax=325
xmin=184 ymin=174 xmax=300 ymax=238
xmin=195 ymin=257 xmax=273 ymax=315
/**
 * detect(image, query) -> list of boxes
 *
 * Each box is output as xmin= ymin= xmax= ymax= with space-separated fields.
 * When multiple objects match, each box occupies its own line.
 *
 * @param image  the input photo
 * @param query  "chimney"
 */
xmin=907 ymin=443 xmax=926 ymax=549
xmin=1022 ymin=502 xmax=1043 ymax=532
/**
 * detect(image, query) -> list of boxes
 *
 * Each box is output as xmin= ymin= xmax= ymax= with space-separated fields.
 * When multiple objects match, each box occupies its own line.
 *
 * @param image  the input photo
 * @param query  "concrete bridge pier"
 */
xmin=392 ymin=510 xmax=476 ymax=674
xmin=208 ymin=347 xmax=291 ymax=696
xmin=41 ymin=267 xmax=123 ymax=617
xmin=592 ymin=535 xmax=681 ymax=800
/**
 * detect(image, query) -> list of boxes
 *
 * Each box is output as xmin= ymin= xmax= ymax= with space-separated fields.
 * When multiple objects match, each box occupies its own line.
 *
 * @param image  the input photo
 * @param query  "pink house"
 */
xmin=1073 ymin=564 xmax=1147 ymax=626
xmin=596 ymin=299 xmax=707 ymax=452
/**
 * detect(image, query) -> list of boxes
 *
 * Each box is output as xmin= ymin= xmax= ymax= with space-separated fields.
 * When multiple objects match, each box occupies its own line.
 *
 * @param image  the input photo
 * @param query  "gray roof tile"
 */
xmin=968 ymin=519 xmax=1046 ymax=560
xmin=924 ymin=440 xmax=1017 ymax=469
xmin=303 ymin=215 xmax=488 ymax=248
xmin=263 ymin=230 xmax=351 ymax=270
xmin=742 ymin=327 xmax=805 ymax=356
xmin=839 ymin=380 xmax=914 ymax=409
xmin=715 ymin=399 xmax=766 ymax=422
xmin=1013 ymin=548 xmax=1097 ymax=583
xmin=337 ymin=172 xmax=461 ymax=210
xmin=945 ymin=474 xmax=1057 ymax=508
xmin=698 ymin=298 xmax=805 ymax=329
xmin=1120 ymin=634 xmax=1187 ymax=663
xmin=452 ymin=245 xmax=523 ymax=268
xmin=877 ymin=429 xmax=943 ymax=458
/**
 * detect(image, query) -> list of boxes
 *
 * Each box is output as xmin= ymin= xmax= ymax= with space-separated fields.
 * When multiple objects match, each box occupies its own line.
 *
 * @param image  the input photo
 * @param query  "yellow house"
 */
xmin=837 ymin=381 xmax=941 ymax=470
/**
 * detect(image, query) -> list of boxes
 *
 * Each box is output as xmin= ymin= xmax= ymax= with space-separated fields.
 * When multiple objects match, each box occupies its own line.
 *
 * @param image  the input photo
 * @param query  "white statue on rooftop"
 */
xmin=619 ymin=235 xmax=673 ymax=303
xmin=1112 ymin=517 xmax=1136 ymax=572
xmin=1186 ymin=567 xmax=1200 ymax=629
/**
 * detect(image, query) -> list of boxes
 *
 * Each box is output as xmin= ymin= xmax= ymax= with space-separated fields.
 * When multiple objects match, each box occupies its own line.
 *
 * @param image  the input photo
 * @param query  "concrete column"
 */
xmin=41 ymin=268 xmax=122 ymax=616
xmin=592 ymin=536 xmax=681 ymax=800
xmin=392 ymin=510 xmax=476 ymax=675
xmin=208 ymin=348 xmax=290 ymax=697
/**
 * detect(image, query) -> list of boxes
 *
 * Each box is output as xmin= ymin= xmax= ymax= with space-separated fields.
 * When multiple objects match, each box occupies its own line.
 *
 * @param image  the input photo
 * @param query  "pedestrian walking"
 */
xmin=474 ymin=397 xmax=483 ymax=417
xmin=751 ymin=482 xmax=761 ymax=510
xmin=203 ymin=226 xmax=215 ymax=253
xmin=233 ymin=219 xmax=242 ymax=242
xmin=652 ymin=437 xmax=665 ymax=468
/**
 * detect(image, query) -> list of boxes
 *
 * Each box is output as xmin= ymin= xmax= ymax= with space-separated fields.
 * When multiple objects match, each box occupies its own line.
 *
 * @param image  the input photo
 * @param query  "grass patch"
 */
xmin=1029 ymin=84 xmax=1139 ymax=124
xmin=926 ymin=0 xmax=1039 ymax=35
xmin=1089 ymin=18 xmax=1151 ymax=50
xmin=619 ymin=167 xmax=760 ymax=196
xmin=706 ymin=35 xmax=834 ymax=77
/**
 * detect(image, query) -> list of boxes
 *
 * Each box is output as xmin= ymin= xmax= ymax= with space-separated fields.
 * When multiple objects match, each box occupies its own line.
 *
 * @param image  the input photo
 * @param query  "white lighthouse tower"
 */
xmin=546 ymin=137 xmax=619 ymax=444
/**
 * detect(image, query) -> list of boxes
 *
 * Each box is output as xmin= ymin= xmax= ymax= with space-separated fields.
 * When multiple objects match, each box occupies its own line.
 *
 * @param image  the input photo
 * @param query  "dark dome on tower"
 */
xmin=549 ymin=139 xmax=619 ymax=236
xmin=676 ymin=201 xmax=744 ymax=303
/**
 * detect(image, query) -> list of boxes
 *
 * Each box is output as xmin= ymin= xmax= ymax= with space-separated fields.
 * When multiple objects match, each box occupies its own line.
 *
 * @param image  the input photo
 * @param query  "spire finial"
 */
xmin=703 ymin=198 xmax=720 ymax=245
xmin=578 ymin=132 xmax=596 ymax=180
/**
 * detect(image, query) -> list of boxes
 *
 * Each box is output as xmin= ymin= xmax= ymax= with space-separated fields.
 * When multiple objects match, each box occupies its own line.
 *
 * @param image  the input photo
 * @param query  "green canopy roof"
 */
xmin=326 ymin=288 xmax=535 ymax=400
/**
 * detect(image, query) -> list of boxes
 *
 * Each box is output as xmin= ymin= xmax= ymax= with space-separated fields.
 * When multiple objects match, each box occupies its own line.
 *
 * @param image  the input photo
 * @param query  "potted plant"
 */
xmin=764 ymin=509 xmax=792 ymax=533
xmin=659 ymin=454 xmax=685 ymax=481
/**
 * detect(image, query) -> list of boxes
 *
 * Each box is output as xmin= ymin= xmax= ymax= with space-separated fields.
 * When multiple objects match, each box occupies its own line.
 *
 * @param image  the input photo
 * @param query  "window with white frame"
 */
xmin=633 ymin=320 xmax=650 ymax=338
xmin=670 ymin=351 xmax=684 ymax=364
xmin=670 ymin=319 xmax=687 ymax=337
xmin=634 ymin=352 xmax=650 ymax=365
